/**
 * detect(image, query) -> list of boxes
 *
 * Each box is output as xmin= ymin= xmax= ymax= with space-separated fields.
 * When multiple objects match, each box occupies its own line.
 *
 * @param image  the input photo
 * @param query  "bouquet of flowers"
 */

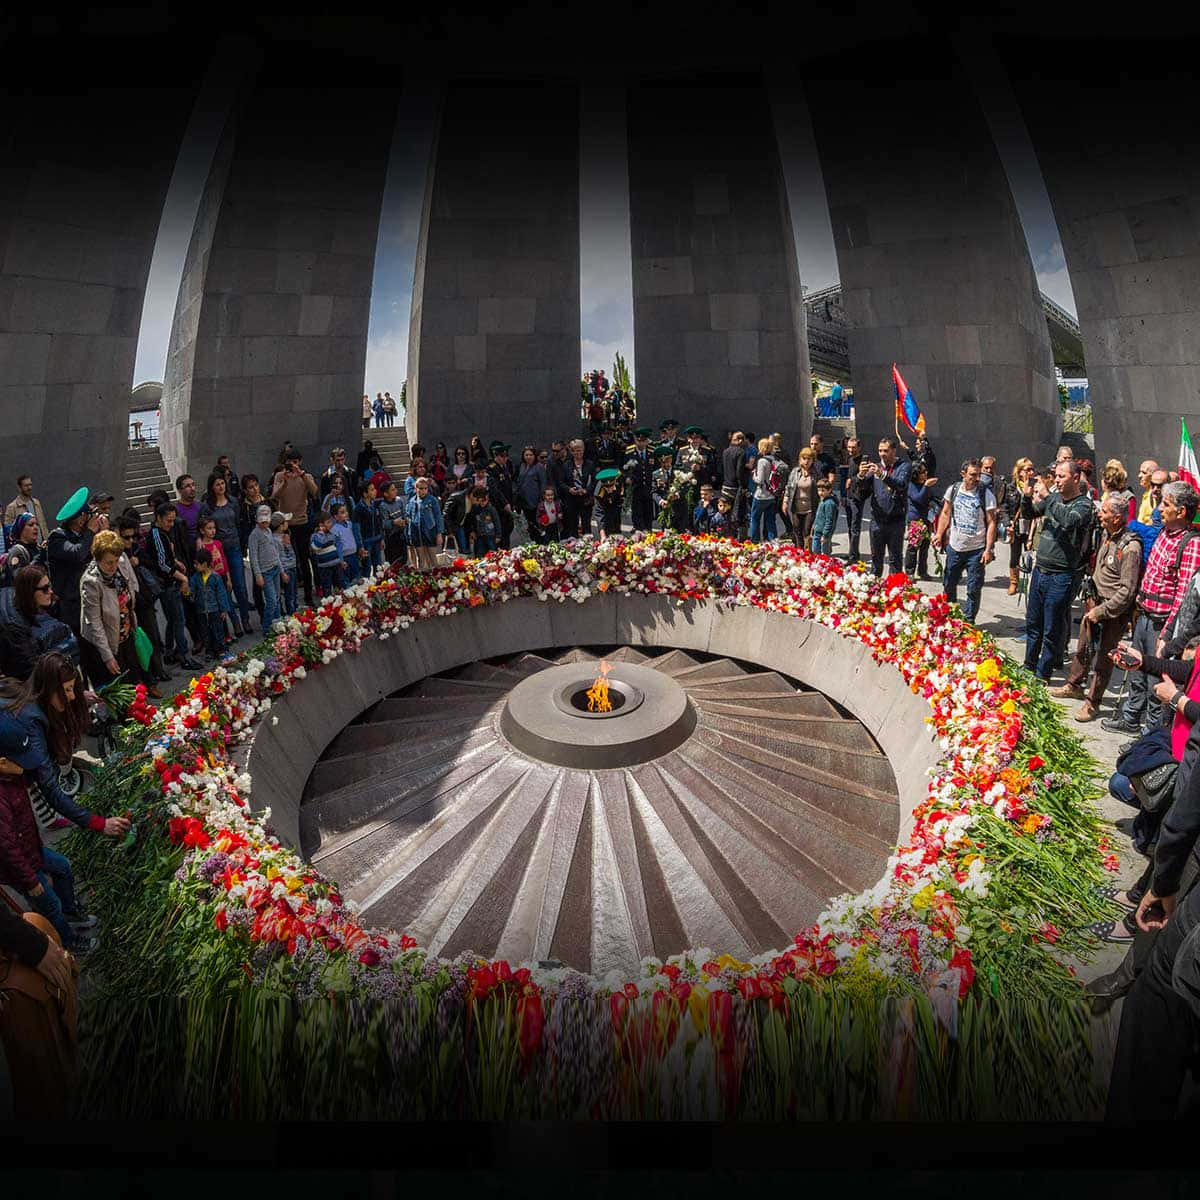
xmin=655 ymin=469 xmax=696 ymax=531
xmin=906 ymin=518 xmax=943 ymax=574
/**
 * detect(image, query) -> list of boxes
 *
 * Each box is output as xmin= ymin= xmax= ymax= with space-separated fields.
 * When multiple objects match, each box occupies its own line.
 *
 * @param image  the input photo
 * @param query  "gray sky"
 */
xmin=133 ymin=74 xmax=1077 ymax=391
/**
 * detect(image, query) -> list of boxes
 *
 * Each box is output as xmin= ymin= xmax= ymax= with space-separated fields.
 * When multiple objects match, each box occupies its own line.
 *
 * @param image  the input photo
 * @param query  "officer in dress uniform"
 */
xmin=659 ymin=418 xmax=684 ymax=453
xmin=46 ymin=486 xmax=103 ymax=654
xmin=652 ymin=444 xmax=689 ymax=531
xmin=486 ymin=441 xmax=517 ymax=549
xmin=623 ymin=427 xmax=656 ymax=532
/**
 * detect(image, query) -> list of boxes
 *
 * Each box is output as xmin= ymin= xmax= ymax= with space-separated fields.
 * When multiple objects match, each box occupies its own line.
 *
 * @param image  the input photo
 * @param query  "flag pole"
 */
xmin=894 ymin=410 xmax=910 ymax=454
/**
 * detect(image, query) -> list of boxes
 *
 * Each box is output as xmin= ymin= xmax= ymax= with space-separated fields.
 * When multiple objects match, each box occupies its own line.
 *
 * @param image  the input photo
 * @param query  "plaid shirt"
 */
xmin=1137 ymin=525 xmax=1200 ymax=626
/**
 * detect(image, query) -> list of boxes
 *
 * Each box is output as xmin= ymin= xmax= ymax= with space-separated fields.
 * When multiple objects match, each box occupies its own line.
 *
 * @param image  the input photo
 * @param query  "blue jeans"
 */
xmin=842 ymin=496 xmax=866 ymax=561
xmin=260 ymin=565 xmax=281 ymax=629
xmin=1118 ymin=611 xmax=1167 ymax=731
xmin=870 ymin=521 xmax=904 ymax=577
xmin=1023 ymin=566 xmax=1075 ymax=679
xmin=158 ymin=582 xmax=191 ymax=657
xmin=811 ymin=532 xmax=832 ymax=555
xmin=363 ymin=539 xmax=384 ymax=574
xmin=943 ymin=544 xmax=985 ymax=621
xmin=219 ymin=536 xmax=252 ymax=629
xmin=341 ymin=553 xmax=361 ymax=585
xmin=281 ymin=569 xmax=297 ymax=614
xmin=472 ymin=535 xmax=496 ymax=558
xmin=30 ymin=845 xmax=80 ymax=949
xmin=749 ymin=497 xmax=777 ymax=542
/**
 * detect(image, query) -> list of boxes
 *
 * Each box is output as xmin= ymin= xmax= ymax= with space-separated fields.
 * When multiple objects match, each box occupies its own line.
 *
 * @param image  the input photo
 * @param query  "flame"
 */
xmin=586 ymin=660 xmax=613 ymax=713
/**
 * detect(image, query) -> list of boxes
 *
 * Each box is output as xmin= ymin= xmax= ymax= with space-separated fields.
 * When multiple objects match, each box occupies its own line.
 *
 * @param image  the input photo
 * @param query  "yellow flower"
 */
xmin=961 ymin=853 xmax=981 ymax=869
xmin=521 ymin=559 xmax=542 ymax=578
xmin=265 ymin=865 xmax=281 ymax=882
xmin=717 ymin=953 xmax=751 ymax=972
xmin=688 ymin=984 xmax=709 ymax=1034
xmin=1022 ymin=814 xmax=1041 ymax=834
xmin=911 ymin=883 xmax=935 ymax=911
xmin=975 ymin=658 xmax=1001 ymax=685
xmin=1000 ymin=700 xmax=1017 ymax=715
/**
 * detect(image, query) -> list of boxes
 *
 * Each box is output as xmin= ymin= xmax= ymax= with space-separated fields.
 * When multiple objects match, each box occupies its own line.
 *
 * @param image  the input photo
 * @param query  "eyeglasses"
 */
xmin=34 ymin=584 xmax=52 ymax=594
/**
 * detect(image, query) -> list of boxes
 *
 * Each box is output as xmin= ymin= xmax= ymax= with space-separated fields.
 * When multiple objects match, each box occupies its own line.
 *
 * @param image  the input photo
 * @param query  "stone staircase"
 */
xmin=123 ymin=444 xmax=175 ymax=523
xmin=365 ymin=425 xmax=411 ymax=480
xmin=811 ymin=414 xmax=855 ymax=445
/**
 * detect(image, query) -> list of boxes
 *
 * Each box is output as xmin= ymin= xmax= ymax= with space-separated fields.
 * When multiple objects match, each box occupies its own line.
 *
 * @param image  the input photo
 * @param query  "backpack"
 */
xmin=945 ymin=483 xmax=994 ymax=538
xmin=766 ymin=457 xmax=785 ymax=499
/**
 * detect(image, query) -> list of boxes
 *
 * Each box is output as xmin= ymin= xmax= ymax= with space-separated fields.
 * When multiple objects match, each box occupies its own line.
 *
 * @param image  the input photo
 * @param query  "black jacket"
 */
xmin=0 ymin=904 xmax=49 ymax=966
xmin=46 ymin=524 xmax=94 ymax=624
xmin=722 ymin=444 xmax=748 ymax=491
xmin=560 ymin=458 xmax=597 ymax=503
xmin=624 ymin=447 xmax=655 ymax=494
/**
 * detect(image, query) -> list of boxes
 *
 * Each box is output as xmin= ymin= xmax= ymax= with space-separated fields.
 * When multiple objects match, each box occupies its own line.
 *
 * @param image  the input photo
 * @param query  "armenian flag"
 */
xmin=892 ymin=363 xmax=925 ymax=437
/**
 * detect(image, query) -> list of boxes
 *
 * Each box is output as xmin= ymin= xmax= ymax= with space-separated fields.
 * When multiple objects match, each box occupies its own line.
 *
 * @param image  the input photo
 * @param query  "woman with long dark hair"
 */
xmin=0 ymin=565 xmax=77 ymax=681
xmin=515 ymin=446 xmax=549 ymax=542
xmin=0 ymin=654 xmax=130 ymax=952
xmin=468 ymin=436 xmax=488 ymax=469
xmin=451 ymin=445 xmax=471 ymax=485
xmin=200 ymin=471 xmax=251 ymax=635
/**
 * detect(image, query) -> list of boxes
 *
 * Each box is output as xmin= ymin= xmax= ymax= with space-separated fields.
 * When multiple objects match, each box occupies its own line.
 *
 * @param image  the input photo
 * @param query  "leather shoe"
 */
xmin=1074 ymin=701 xmax=1099 ymax=722
xmin=146 ymin=685 xmax=163 ymax=699
xmin=1101 ymin=716 xmax=1142 ymax=735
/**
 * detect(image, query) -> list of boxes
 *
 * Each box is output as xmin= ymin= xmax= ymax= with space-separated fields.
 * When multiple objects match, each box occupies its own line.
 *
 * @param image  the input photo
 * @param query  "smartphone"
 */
xmin=1113 ymin=648 xmax=1137 ymax=669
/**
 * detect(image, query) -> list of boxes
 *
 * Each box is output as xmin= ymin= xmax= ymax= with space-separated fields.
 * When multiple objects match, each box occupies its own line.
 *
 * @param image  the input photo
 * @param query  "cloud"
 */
xmin=581 ymin=338 xmax=634 ymax=383
xmin=365 ymin=330 xmax=409 ymax=396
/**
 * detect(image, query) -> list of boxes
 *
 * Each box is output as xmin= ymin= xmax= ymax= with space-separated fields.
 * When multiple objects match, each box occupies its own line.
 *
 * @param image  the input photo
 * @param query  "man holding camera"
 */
xmin=865 ymin=437 xmax=910 ymax=577
xmin=1051 ymin=489 xmax=1142 ymax=721
xmin=1023 ymin=459 xmax=1095 ymax=681
xmin=270 ymin=452 xmax=319 ymax=607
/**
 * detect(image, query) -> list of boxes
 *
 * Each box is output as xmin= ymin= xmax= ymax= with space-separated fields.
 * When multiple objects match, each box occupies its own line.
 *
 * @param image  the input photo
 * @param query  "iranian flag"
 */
xmin=1181 ymin=418 xmax=1200 ymax=491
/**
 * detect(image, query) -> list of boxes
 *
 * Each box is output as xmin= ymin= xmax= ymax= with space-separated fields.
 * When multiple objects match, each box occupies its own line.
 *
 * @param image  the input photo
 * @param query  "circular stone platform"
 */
xmin=499 ymin=661 xmax=695 ymax=768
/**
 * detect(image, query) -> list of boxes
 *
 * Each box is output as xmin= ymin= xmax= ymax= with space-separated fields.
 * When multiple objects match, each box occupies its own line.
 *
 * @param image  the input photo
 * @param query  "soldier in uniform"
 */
xmin=485 ymin=442 xmax=517 ymax=548
xmin=623 ymin=427 xmax=656 ymax=533
xmin=659 ymin=418 xmax=684 ymax=452
xmin=594 ymin=468 xmax=625 ymax=538
xmin=652 ymin=444 xmax=689 ymax=531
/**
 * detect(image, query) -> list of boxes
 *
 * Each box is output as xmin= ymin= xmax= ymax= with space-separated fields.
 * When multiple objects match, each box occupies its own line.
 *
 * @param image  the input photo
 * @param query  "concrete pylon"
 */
xmin=1004 ymin=37 xmax=1200 ymax=469
xmin=805 ymin=38 xmax=1059 ymax=473
xmin=626 ymin=77 xmax=810 ymax=456
xmin=0 ymin=33 xmax=198 ymax=519
xmin=406 ymin=81 xmax=581 ymax=452
xmin=163 ymin=55 xmax=396 ymax=487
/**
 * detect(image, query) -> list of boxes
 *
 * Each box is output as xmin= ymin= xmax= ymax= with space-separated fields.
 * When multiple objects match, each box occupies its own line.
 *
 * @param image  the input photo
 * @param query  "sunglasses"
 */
xmin=34 ymin=584 xmax=52 ymax=594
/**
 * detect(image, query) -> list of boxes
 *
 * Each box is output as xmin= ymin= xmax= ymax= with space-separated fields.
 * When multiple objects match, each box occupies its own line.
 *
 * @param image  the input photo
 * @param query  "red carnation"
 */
xmin=358 ymin=947 xmax=381 ymax=967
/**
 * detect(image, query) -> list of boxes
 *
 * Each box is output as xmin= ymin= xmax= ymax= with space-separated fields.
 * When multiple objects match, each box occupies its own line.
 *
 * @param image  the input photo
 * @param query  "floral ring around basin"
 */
xmin=71 ymin=533 xmax=1116 ymax=1119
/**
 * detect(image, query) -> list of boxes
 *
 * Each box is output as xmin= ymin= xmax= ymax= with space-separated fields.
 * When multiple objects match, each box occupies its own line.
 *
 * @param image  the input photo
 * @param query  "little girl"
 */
xmin=197 ymin=516 xmax=244 ymax=639
xmin=322 ymin=473 xmax=352 ymax=515
xmin=534 ymin=486 xmax=562 ymax=544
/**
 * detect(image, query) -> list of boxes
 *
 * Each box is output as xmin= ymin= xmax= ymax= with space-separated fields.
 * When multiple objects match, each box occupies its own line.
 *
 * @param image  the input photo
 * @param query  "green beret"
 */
xmin=683 ymin=425 xmax=704 ymax=436
xmin=655 ymin=444 xmax=676 ymax=458
xmin=633 ymin=427 xmax=652 ymax=437
xmin=596 ymin=468 xmax=620 ymax=481
xmin=55 ymin=486 xmax=90 ymax=523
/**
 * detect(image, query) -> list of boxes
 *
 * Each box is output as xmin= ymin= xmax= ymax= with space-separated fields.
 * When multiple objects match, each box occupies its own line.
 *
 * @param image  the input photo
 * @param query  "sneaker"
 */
xmin=66 ymin=911 xmax=99 ymax=930
xmin=1101 ymin=716 xmax=1142 ymax=735
xmin=69 ymin=933 xmax=100 ymax=956
xmin=178 ymin=656 xmax=202 ymax=671
xmin=1051 ymin=683 xmax=1086 ymax=699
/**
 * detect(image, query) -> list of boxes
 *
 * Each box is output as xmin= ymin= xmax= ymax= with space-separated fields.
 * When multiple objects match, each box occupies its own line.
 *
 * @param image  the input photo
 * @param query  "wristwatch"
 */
xmin=1173 ymin=689 xmax=1188 ymax=714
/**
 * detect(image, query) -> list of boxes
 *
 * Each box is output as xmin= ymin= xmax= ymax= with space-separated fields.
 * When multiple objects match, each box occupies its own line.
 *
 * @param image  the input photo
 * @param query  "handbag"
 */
xmin=1130 ymin=760 xmax=1178 ymax=814
xmin=132 ymin=625 xmax=154 ymax=672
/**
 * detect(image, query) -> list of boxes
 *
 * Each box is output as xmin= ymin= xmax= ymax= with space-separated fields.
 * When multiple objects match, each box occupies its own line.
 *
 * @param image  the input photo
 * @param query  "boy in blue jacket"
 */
xmin=810 ymin=479 xmax=838 ymax=555
xmin=188 ymin=546 xmax=234 ymax=658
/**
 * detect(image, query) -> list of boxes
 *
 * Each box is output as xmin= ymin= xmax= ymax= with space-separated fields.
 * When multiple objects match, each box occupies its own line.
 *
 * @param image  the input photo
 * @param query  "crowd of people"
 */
xmin=4 ymin=394 xmax=1200 ymax=1118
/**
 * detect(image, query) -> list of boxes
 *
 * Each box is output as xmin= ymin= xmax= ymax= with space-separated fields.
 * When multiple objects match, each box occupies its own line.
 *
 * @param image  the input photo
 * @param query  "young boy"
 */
xmin=310 ymin=509 xmax=343 ymax=597
xmin=810 ymin=478 xmax=837 ymax=556
xmin=464 ymin=485 xmax=501 ymax=558
xmin=709 ymin=493 xmax=734 ymax=537
xmin=248 ymin=503 xmax=283 ymax=630
xmin=692 ymin=483 xmax=717 ymax=534
xmin=328 ymin=502 xmax=360 ymax=585
xmin=376 ymin=479 xmax=408 ymax=564
xmin=270 ymin=511 xmax=297 ymax=614
xmin=188 ymin=546 xmax=234 ymax=660
xmin=594 ymin=468 xmax=624 ymax=538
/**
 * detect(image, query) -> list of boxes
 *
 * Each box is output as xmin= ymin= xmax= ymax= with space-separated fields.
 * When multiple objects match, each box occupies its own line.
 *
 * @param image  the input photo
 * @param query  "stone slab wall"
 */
xmin=0 ymin=50 xmax=197 ymax=516
xmin=242 ymin=594 xmax=934 ymax=867
xmin=627 ymin=78 xmax=811 ymax=456
xmin=162 ymin=65 xmax=395 ymax=483
xmin=406 ymin=81 xmax=581 ymax=452
xmin=1004 ymin=39 xmax=1200 ymax=468
xmin=805 ymin=40 xmax=1060 ymax=473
